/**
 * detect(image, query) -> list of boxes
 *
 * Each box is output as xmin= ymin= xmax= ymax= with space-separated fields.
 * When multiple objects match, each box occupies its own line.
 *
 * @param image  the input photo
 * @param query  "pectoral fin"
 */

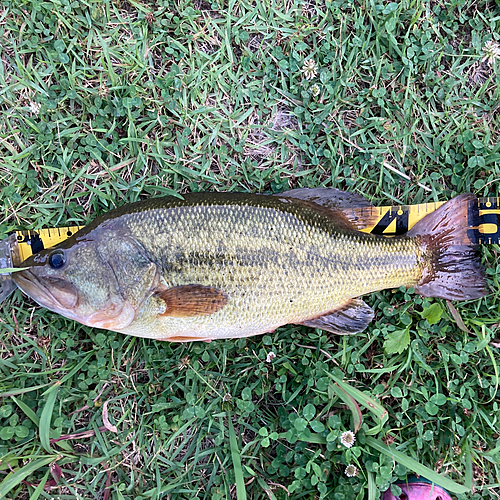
xmin=298 ymin=299 xmax=374 ymax=334
xmin=156 ymin=284 xmax=228 ymax=318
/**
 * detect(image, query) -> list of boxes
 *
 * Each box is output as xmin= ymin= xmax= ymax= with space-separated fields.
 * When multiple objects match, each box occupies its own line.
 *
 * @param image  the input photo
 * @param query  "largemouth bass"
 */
xmin=12 ymin=189 xmax=488 ymax=341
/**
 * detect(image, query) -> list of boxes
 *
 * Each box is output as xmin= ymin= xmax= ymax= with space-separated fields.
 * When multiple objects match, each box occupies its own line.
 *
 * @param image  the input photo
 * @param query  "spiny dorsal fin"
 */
xmin=274 ymin=188 xmax=378 ymax=231
xmin=156 ymin=284 xmax=228 ymax=317
xmin=297 ymin=298 xmax=374 ymax=334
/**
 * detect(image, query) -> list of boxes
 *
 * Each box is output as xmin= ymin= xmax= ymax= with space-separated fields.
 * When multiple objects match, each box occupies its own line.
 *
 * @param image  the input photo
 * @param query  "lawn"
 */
xmin=0 ymin=0 xmax=499 ymax=498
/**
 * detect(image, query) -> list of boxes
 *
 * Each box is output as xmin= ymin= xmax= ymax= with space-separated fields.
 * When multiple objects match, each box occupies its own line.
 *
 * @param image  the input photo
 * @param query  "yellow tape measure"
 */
xmin=11 ymin=196 xmax=499 ymax=264
xmin=15 ymin=226 xmax=84 ymax=264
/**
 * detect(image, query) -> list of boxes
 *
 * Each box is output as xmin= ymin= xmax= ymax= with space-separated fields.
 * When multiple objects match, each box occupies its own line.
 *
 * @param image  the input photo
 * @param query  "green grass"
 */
xmin=0 ymin=0 xmax=499 ymax=498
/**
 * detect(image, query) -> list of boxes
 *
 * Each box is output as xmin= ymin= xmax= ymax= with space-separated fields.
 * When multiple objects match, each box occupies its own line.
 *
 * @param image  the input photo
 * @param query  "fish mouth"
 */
xmin=13 ymin=269 xmax=136 ymax=331
xmin=13 ymin=269 xmax=78 ymax=313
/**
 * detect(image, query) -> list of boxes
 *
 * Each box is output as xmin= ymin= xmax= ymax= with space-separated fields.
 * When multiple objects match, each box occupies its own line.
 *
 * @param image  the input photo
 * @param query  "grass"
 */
xmin=0 ymin=0 xmax=499 ymax=498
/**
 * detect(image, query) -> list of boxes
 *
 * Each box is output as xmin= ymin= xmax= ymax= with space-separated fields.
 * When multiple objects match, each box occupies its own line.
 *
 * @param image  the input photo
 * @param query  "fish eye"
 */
xmin=48 ymin=250 xmax=66 ymax=269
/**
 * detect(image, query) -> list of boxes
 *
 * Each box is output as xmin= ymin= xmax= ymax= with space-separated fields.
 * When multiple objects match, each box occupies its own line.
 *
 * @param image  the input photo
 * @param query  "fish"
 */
xmin=12 ymin=189 xmax=488 ymax=342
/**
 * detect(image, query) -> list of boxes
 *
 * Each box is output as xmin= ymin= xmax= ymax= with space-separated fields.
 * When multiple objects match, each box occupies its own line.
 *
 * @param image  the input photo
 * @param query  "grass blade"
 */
xmin=11 ymin=395 xmax=40 ymax=426
xmin=40 ymin=382 xmax=61 ymax=452
xmin=59 ymin=353 xmax=94 ymax=385
xmin=28 ymin=469 xmax=50 ymax=500
xmin=365 ymin=437 xmax=470 ymax=494
xmin=446 ymin=300 xmax=470 ymax=332
xmin=256 ymin=477 xmax=277 ymax=500
xmin=227 ymin=416 xmax=247 ymax=500
xmin=480 ymin=324 xmax=499 ymax=403
xmin=0 ymin=382 xmax=51 ymax=398
xmin=325 ymin=373 xmax=388 ymax=433
xmin=0 ymin=456 xmax=55 ymax=499
xmin=329 ymin=382 xmax=363 ymax=433
xmin=464 ymin=440 xmax=473 ymax=491
xmin=367 ymin=470 xmax=377 ymax=500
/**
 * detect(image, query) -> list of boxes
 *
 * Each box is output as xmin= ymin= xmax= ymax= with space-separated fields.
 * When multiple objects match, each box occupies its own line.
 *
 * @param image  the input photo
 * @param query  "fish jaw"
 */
xmin=13 ymin=269 xmax=78 ymax=311
xmin=13 ymin=268 xmax=136 ymax=331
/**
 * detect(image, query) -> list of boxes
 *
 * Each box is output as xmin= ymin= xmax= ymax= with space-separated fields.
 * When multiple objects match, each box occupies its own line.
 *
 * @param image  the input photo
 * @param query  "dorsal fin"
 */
xmin=276 ymin=188 xmax=372 ymax=208
xmin=156 ymin=284 xmax=228 ymax=317
xmin=274 ymin=188 xmax=378 ymax=231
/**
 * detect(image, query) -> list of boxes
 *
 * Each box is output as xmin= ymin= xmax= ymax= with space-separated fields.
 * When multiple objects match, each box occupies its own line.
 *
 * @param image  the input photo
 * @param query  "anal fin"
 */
xmin=297 ymin=298 xmax=374 ymax=335
xmin=156 ymin=284 xmax=228 ymax=317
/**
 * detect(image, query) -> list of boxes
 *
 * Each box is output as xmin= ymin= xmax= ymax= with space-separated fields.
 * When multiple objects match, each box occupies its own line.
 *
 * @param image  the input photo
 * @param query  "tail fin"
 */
xmin=407 ymin=194 xmax=488 ymax=300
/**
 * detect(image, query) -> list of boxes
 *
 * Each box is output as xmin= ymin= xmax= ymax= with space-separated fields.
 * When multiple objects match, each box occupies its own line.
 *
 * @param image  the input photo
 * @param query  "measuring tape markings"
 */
xmin=11 ymin=197 xmax=500 ymax=264
xmin=15 ymin=226 xmax=84 ymax=264
xmin=478 ymin=196 xmax=500 ymax=243
xmin=363 ymin=198 xmax=499 ymax=244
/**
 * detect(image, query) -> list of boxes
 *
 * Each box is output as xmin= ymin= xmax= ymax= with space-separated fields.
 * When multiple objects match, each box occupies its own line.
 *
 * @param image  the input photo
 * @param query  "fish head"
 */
xmin=13 ymin=236 xmax=139 ymax=331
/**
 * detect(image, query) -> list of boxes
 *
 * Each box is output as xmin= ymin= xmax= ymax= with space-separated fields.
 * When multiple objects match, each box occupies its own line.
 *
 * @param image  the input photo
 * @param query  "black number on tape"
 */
xmin=371 ymin=208 xmax=409 ymax=236
xmin=18 ymin=231 xmax=45 ymax=254
xmin=467 ymin=201 xmax=499 ymax=245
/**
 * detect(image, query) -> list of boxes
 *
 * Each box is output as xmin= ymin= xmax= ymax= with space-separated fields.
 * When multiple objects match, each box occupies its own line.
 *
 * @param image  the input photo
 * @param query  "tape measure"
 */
xmin=10 ymin=196 xmax=500 ymax=264
xmin=14 ymin=226 xmax=84 ymax=264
